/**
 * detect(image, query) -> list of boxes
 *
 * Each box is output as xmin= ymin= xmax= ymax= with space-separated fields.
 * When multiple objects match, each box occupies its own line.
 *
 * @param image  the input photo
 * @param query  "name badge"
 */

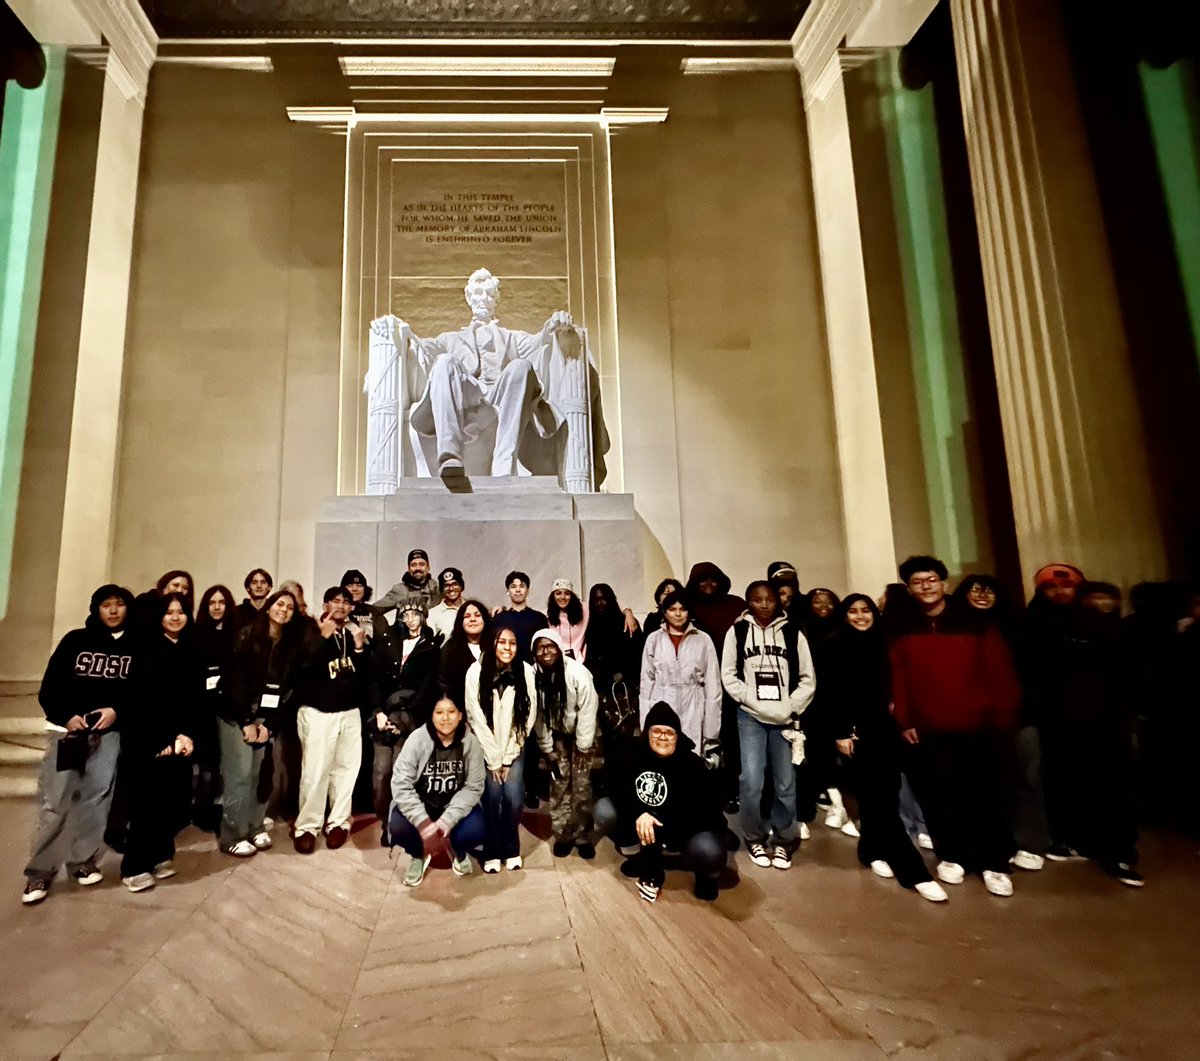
xmin=260 ymin=682 xmax=282 ymax=711
xmin=206 ymin=674 xmax=220 ymax=691
xmin=755 ymin=672 xmax=782 ymax=701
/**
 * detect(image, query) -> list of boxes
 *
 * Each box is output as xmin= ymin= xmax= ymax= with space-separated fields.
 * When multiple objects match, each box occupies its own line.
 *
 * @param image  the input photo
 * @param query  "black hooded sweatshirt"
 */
xmin=38 ymin=585 xmax=140 ymax=729
xmin=684 ymin=563 xmax=746 ymax=649
xmin=610 ymin=702 xmax=724 ymax=843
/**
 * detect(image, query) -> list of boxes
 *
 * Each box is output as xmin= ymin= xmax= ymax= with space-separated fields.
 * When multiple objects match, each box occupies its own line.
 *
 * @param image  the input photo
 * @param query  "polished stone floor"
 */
xmin=2 ymin=798 xmax=1199 ymax=1060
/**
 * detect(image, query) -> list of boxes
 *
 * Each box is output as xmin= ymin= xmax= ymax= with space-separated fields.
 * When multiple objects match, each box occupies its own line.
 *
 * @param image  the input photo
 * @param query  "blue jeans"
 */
xmin=737 ymin=710 xmax=797 ymax=846
xmin=388 ymin=804 xmax=486 ymax=859
xmin=482 ymin=756 xmax=525 ymax=860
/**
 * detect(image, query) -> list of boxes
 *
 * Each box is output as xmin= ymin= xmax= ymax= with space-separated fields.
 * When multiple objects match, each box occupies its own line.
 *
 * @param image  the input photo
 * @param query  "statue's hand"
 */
xmin=391 ymin=317 xmax=413 ymax=336
xmin=547 ymin=309 xmax=574 ymax=333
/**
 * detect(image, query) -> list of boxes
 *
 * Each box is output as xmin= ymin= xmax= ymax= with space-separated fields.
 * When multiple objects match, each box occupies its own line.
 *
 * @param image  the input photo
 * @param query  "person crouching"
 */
xmin=596 ymin=702 xmax=727 ymax=903
xmin=389 ymin=697 xmax=486 ymax=886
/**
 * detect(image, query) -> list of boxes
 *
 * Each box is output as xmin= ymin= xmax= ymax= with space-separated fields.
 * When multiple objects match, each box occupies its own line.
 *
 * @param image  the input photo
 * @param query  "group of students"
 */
xmin=22 ymin=545 xmax=1183 ymax=907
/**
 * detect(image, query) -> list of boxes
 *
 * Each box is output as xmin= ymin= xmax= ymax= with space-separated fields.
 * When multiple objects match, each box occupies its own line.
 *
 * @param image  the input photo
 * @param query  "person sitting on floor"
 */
xmin=594 ymin=701 xmax=728 ymax=904
xmin=389 ymin=696 xmax=487 ymax=887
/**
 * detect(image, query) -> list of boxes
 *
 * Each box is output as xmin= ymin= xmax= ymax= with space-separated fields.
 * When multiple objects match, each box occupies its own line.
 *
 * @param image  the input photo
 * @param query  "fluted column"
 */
xmin=949 ymin=0 xmax=1167 ymax=589
xmin=800 ymin=52 xmax=898 ymax=593
xmin=51 ymin=1 xmax=157 ymax=640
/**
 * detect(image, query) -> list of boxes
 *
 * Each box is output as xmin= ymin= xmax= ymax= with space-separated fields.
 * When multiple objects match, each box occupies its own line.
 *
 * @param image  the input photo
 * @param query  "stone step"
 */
xmin=0 ymin=704 xmax=49 ymax=798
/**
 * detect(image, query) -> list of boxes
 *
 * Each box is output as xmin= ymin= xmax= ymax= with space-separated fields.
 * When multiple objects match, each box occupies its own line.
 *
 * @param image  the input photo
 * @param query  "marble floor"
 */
xmin=2 ymin=798 xmax=1199 ymax=1060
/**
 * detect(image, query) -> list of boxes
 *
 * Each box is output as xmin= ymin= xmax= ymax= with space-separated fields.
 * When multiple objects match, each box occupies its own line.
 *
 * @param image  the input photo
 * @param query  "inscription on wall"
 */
xmin=397 ymin=193 xmax=563 ymax=248
xmin=386 ymin=159 xmax=570 ymax=333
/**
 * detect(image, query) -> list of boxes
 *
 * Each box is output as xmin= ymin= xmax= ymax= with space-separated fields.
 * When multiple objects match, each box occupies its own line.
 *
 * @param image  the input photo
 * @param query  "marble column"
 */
xmin=948 ymin=0 xmax=1167 ymax=588
xmin=51 ymin=40 xmax=153 ymax=640
xmin=798 ymin=51 xmax=898 ymax=593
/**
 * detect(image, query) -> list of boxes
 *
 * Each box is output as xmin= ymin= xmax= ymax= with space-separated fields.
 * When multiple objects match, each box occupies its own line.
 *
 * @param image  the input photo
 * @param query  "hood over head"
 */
xmin=530 ymin=627 xmax=565 ymax=655
xmin=686 ymin=562 xmax=731 ymax=597
xmin=642 ymin=700 xmax=695 ymax=754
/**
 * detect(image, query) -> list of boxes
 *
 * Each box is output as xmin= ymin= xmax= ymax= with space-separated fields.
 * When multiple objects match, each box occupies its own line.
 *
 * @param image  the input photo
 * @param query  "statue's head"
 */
xmin=464 ymin=268 xmax=500 ymax=321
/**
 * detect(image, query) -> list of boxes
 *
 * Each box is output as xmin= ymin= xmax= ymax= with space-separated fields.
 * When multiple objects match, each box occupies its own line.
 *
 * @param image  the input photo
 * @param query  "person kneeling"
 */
xmin=389 ymin=697 xmax=486 ymax=887
xmin=598 ymin=702 xmax=727 ymax=903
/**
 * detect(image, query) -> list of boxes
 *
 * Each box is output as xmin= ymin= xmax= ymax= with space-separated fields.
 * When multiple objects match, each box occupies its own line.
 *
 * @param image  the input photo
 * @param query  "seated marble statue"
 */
xmin=388 ymin=268 xmax=608 ymax=485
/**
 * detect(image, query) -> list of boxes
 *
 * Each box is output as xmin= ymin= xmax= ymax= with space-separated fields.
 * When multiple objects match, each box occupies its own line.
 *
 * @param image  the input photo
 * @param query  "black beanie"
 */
xmin=642 ymin=701 xmax=693 ymax=754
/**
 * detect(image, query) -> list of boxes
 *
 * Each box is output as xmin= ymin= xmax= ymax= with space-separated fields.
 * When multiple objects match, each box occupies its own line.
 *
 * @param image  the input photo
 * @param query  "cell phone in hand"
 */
xmin=83 ymin=711 xmax=102 ymax=729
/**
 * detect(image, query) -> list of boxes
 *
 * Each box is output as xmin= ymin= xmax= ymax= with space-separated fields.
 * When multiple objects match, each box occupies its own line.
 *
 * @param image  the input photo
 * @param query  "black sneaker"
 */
xmin=552 ymin=840 xmax=574 ymax=858
xmin=723 ymin=797 xmax=740 ymax=815
xmin=69 ymin=862 xmax=103 ymax=887
xmin=693 ymin=874 xmax=719 ymax=901
xmin=22 ymin=878 xmax=50 ymax=905
xmin=576 ymin=843 xmax=596 ymax=860
xmin=1046 ymin=843 xmax=1082 ymax=861
xmin=1112 ymin=863 xmax=1144 ymax=888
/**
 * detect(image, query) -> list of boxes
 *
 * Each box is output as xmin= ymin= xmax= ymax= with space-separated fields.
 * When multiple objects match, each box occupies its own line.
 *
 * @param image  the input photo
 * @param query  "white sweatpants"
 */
xmin=295 ymin=707 xmax=362 ymax=837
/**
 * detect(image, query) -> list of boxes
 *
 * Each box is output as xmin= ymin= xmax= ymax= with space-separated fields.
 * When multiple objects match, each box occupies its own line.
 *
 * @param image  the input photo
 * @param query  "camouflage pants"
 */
xmin=549 ymin=734 xmax=594 ymax=844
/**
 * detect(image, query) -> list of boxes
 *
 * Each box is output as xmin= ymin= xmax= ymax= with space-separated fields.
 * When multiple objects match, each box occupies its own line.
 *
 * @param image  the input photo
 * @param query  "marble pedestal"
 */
xmin=314 ymin=477 xmax=644 ymax=615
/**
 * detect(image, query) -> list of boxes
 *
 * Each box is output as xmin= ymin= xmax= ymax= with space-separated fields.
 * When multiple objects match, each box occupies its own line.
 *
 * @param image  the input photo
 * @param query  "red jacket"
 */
xmin=889 ymin=606 xmax=1021 ymax=734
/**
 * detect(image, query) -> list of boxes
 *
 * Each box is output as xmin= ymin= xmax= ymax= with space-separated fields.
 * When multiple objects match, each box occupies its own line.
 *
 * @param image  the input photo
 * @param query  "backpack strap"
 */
xmin=734 ymin=620 xmax=749 ymax=682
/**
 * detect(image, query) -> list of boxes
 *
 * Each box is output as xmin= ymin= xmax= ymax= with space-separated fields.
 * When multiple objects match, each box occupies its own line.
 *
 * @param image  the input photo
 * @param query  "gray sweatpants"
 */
xmin=25 ymin=730 xmax=121 ymax=879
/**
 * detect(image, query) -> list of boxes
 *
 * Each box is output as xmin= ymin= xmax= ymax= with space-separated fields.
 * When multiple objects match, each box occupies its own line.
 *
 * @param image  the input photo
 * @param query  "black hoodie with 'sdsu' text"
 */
xmin=38 ymin=584 xmax=140 ymax=729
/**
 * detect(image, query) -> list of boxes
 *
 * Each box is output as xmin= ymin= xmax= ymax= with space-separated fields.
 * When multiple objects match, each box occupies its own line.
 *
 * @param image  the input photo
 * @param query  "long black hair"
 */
xmin=583 ymin=583 xmax=624 ymax=654
xmin=547 ymin=587 xmax=584 ymax=626
xmin=196 ymin=584 xmax=237 ymax=631
xmin=156 ymin=591 xmax=194 ymax=640
xmin=447 ymin=598 xmax=493 ymax=645
xmin=248 ymin=590 xmax=301 ymax=646
xmin=478 ymin=626 xmax=531 ymax=736
xmin=836 ymin=593 xmax=883 ymax=638
xmin=532 ymin=633 xmax=568 ymax=732
xmin=653 ymin=578 xmax=684 ymax=608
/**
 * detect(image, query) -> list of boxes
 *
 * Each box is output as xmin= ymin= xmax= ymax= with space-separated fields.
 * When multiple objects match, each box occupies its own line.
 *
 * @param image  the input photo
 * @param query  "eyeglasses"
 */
xmin=907 ymin=576 xmax=943 ymax=588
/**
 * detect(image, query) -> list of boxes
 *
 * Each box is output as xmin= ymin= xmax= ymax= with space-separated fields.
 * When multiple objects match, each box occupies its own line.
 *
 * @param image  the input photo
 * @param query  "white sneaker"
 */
xmin=870 ymin=860 xmax=895 ymax=879
xmin=504 ymin=856 xmax=523 ymax=871
xmin=917 ymin=832 xmax=934 ymax=850
xmin=936 ymin=860 xmax=965 ymax=885
xmin=824 ymin=809 xmax=848 ymax=829
xmin=152 ymin=860 xmax=176 ymax=880
xmin=1010 ymin=850 xmax=1045 ymax=871
xmin=226 ymin=840 xmax=257 ymax=858
xmin=747 ymin=842 xmax=771 ymax=868
xmin=798 ymin=821 xmax=811 ymax=841
xmin=262 ymin=816 xmax=275 ymax=828
xmin=451 ymin=853 xmax=472 ymax=877
xmin=840 ymin=820 xmax=860 ymax=838
xmin=251 ymin=831 xmax=273 ymax=851
xmin=122 ymin=873 xmax=156 ymax=893
xmin=915 ymin=880 xmax=949 ymax=902
xmin=983 ymin=870 xmax=1013 ymax=896
xmin=483 ymin=859 xmax=502 ymax=874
